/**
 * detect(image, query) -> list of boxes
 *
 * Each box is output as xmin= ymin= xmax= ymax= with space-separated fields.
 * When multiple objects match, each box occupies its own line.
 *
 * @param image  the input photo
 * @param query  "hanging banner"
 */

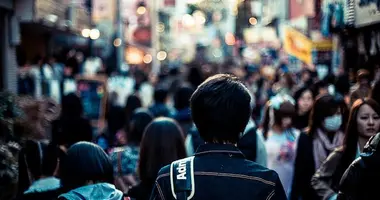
xmin=283 ymin=27 xmax=313 ymax=65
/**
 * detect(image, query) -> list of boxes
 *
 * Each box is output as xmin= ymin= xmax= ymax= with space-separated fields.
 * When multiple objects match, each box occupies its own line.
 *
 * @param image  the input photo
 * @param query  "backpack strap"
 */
xmin=170 ymin=156 xmax=195 ymax=200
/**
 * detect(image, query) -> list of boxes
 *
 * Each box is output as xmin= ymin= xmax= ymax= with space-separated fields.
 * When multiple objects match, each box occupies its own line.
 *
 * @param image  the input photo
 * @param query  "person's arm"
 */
xmin=272 ymin=175 xmax=287 ymax=200
xmin=337 ymin=160 xmax=360 ymax=200
xmin=311 ymin=150 xmax=342 ymax=200
xmin=256 ymin=131 xmax=267 ymax=167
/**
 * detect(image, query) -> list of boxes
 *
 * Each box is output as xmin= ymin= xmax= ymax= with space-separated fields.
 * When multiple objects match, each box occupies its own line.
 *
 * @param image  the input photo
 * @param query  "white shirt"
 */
xmin=265 ymin=128 xmax=300 ymax=197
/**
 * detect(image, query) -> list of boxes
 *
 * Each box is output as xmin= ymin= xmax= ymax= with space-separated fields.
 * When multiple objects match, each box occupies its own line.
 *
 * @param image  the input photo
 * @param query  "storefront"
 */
xmin=0 ymin=0 xmax=19 ymax=92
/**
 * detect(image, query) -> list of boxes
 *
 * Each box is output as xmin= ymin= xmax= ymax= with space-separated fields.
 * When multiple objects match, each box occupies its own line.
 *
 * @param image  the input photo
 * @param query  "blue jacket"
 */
xmin=59 ymin=183 xmax=123 ymax=200
xmin=150 ymin=143 xmax=286 ymax=200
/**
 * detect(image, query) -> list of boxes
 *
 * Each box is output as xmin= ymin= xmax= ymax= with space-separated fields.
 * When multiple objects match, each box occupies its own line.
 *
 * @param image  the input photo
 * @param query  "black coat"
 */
xmin=290 ymin=133 xmax=319 ymax=200
xmin=338 ymin=133 xmax=380 ymax=200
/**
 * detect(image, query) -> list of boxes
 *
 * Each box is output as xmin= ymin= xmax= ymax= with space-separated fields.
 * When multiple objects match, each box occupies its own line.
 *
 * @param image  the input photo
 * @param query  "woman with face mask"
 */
xmin=261 ymin=94 xmax=300 ymax=198
xmin=311 ymin=98 xmax=380 ymax=200
xmin=291 ymin=95 xmax=344 ymax=200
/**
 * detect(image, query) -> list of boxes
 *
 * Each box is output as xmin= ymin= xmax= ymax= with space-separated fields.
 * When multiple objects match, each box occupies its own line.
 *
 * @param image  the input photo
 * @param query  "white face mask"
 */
xmin=317 ymin=65 xmax=329 ymax=80
xmin=323 ymin=114 xmax=342 ymax=132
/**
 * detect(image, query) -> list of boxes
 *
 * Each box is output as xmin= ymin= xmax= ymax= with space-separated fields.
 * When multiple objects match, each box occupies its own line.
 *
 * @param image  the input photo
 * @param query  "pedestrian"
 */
xmin=292 ymin=87 xmax=314 ymax=131
xmin=109 ymin=109 xmax=153 ymax=193
xmin=311 ymin=98 xmax=380 ymax=200
xmin=150 ymin=74 xmax=286 ymax=199
xmin=17 ymin=141 xmax=62 ymax=200
xmin=261 ymin=94 xmax=300 ymax=197
xmin=337 ymin=132 xmax=380 ymax=200
xmin=291 ymin=94 xmax=344 ymax=200
xmin=51 ymin=93 xmax=92 ymax=148
xmin=59 ymin=142 xmax=123 ymax=200
xmin=128 ymin=117 xmax=187 ymax=200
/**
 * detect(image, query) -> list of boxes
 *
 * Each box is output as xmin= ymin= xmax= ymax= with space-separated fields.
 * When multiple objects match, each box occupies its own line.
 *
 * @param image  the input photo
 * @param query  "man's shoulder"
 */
xmin=156 ymin=157 xmax=279 ymax=183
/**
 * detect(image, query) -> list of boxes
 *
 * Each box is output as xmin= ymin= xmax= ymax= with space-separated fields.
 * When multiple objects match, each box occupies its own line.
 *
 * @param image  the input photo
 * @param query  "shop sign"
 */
xmin=284 ymin=27 xmax=333 ymax=65
xmin=283 ymin=27 xmax=313 ymax=65
xmin=164 ymin=0 xmax=175 ymax=7
xmin=351 ymin=0 xmax=380 ymax=27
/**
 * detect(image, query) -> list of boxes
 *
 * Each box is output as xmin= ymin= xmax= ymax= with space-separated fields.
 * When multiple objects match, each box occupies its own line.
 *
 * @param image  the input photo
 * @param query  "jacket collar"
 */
xmin=195 ymin=143 xmax=245 ymax=158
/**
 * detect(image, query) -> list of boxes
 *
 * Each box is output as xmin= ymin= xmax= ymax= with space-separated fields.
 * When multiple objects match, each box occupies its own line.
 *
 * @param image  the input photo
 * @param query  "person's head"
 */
xmin=22 ymin=141 xmax=60 ymax=181
xmin=294 ymin=87 xmax=314 ymax=115
xmin=60 ymin=142 xmax=113 ymax=191
xmin=174 ymin=84 xmax=195 ymax=111
xmin=154 ymin=87 xmax=169 ymax=104
xmin=279 ymin=73 xmax=295 ymax=90
xmin=61 ymin=93 xmax=83 ymax=117
xmin=190 ymin=74 xmax=251 ymax=144
xmin=357 ymin=69 xmax=370 ymax=86
xmin=261 ymin=95 xmax=296 ymax=138
xmin=301 ymin=69 xmax=312 ymax=83
xmin=138 ymin=117 xmax=186 ymax=182
xmin=128 ymin=108 xmax=154 ymax=145
xmin=124 ymin=94 xmax=142 ymax=124
xmin=309 ymin=94 xmax=342 ymax=135
xmin=340 ymin=98 xmax=380 ymax=173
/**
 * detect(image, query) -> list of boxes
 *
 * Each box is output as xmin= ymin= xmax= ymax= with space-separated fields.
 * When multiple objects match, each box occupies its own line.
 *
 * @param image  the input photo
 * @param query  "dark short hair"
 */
xmin=138 ymin=117 xmax=186 ymax=182
xmin=174 ymin=84 xmax=195 ymax=110
xmin=190 ymin=74 xmax=252 ymax=143
xmin=60 ymin=142 xmax=113 ymax=191
xmin=154 ymin=88 xmax=169 ymax=103
xmin=128 ymin=108 xmax=154 ymax=145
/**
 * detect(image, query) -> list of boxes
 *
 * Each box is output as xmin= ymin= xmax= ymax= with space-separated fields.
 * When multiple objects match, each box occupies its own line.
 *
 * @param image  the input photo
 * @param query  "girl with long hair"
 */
xmin=311 ymin=98 xmax=380 ymax=200
xmin=291 ymin=94 xmax=345 ymax=200
xmin=128 ymin=117 xmax=187 ymax=200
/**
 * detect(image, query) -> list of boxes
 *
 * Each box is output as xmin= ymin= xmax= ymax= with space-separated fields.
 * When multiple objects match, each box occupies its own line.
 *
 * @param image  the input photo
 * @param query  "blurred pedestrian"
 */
xmin=59 ymin=142 xmax=123 ymax=200
xmin=51 ymin=93 xmax=92 ymax=148
xmin=17 ymin=141 xmax=62 ymax=200
xmin=291 ymin=95 xmax=344 ymax=200
xmin=293 ymin=87 xmax=315 ymax=130
xmin=311 ymin=98 xmax=380 ymax=200
xmin=109 ymin=109 xmax=153 ymax=193
xmin=148 ymin=87 xmax=176 ymax=118
xmin=128 ymin=117 xmax=186 ymax=200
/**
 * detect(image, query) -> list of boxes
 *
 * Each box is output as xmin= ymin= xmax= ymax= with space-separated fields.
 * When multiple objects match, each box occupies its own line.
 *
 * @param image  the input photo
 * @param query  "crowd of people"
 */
xmin=2 ymin=55 xmax=380 ymax=200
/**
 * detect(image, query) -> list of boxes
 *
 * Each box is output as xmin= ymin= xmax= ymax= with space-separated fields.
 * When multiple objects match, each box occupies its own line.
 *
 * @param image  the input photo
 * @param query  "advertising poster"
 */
xmin=76 ymin=76 xmax=108 ymax=131
xmin=353 ymin=0 xmax=380 ymax=27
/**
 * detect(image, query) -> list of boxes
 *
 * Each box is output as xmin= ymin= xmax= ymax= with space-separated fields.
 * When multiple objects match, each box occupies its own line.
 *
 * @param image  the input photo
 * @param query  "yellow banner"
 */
xmin=283 ymin=27 xmax=313 ymax=64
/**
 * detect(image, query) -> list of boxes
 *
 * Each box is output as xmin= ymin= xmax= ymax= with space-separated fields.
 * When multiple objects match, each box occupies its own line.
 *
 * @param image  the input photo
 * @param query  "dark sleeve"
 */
xmin=17 ymin=149 xmax=30 ymax=196
xmin=272 ymin=176 xmax=287 ymax=200
xmin=337 ymin=160 xmax=361 ymax=200
xmin=290 ymin=133 xmax=313 ymax=200
xmin=149 ymin=182 xmax=165 ymax=200
xmin=311 ymin=150 xmax=342 ymax=200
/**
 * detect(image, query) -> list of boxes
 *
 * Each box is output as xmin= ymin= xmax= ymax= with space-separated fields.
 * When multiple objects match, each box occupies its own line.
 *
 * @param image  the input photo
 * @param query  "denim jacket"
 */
xmin=150 ymin=143 xmax=287 ymax=200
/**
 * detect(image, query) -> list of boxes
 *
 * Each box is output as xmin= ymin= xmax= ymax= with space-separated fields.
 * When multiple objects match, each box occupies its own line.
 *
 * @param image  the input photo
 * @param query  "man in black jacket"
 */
xmin=338 ymin=132 xmax=380 ymax=200
xmin=150 ymin=74 xmax=286 ymax=200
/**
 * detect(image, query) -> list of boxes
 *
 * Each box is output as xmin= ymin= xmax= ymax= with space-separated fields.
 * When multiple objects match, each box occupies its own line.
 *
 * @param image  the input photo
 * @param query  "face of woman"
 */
xmin=356 ymin=104 xmax=380 ymax=139
xmin=281 ymin=117 xmax=293 ymax=129
xmin=298 ymin=90 xmax=313 ymax=114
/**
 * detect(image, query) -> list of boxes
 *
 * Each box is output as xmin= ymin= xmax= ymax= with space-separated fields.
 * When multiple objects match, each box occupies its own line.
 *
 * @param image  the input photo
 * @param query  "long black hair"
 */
xmin=138 ymin=117 xmax=186 ymax=183
xmin=340 ymin=98 xmax=380 ymax=177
